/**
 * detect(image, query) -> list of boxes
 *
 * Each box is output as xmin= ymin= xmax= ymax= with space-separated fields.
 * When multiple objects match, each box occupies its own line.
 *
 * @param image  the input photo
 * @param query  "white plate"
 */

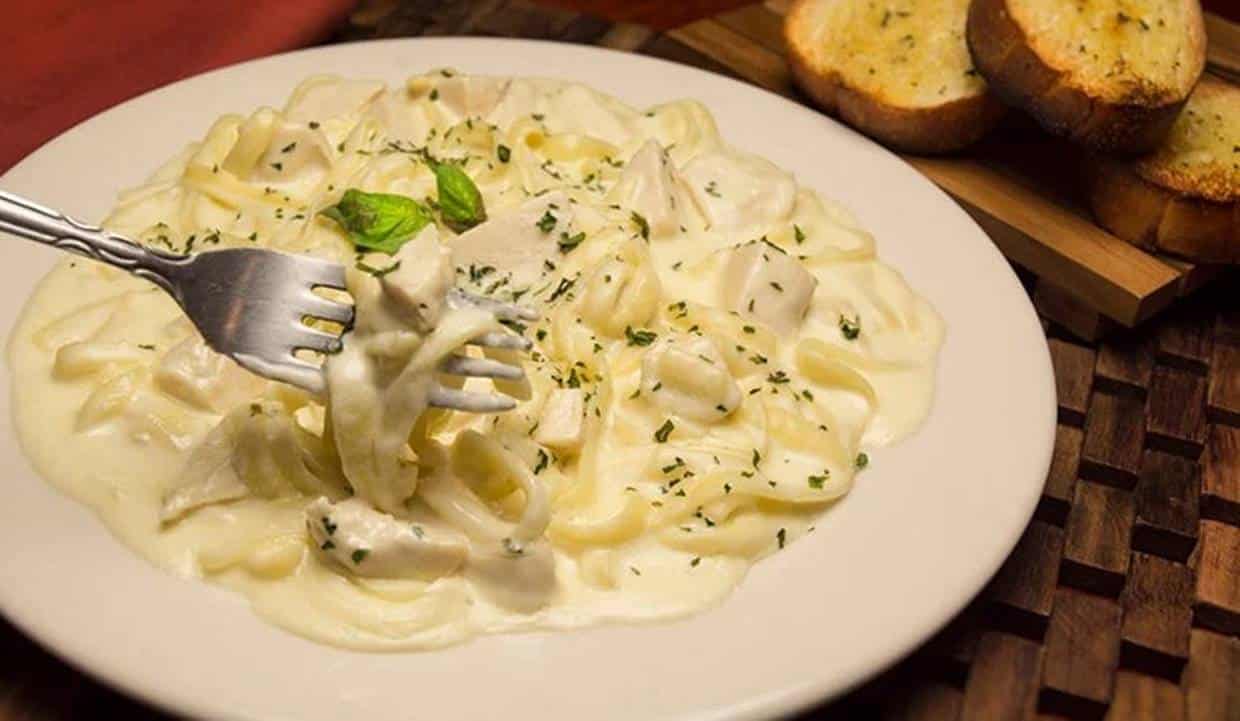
xmin=0 ymin=38 xmax=1054 ymax=721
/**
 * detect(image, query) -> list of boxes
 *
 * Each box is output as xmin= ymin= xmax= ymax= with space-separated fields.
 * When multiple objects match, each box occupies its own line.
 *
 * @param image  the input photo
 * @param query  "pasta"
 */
xmin=8 ymin=70 xmax=945 ymax=650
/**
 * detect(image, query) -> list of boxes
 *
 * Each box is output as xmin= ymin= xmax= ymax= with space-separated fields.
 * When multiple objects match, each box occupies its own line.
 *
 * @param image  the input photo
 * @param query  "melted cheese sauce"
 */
xmin=8 ymin=72 xmax=945 ymax=650
xmin=1135 ymin=75 xmax=1240 ymax=201
xmin=803 ymin=0 xmax=984 ymax=108
xmin=1011 ymin=0 xmax=1201 ymax=103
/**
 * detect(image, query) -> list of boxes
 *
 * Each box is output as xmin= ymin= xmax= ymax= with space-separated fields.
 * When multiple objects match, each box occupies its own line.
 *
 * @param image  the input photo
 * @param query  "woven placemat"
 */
xmin=1 ymin=2 xmax=1236 ymax=720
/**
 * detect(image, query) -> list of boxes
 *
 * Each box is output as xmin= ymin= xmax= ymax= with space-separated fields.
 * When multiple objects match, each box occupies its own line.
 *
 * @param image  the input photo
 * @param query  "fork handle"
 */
xmin=0 ymin=190 xmax=185 ymax=297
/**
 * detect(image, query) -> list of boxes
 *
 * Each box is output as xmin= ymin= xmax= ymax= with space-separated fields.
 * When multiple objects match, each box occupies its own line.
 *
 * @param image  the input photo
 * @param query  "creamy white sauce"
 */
xmin=8 ymin=71 xmax=945 ymax=650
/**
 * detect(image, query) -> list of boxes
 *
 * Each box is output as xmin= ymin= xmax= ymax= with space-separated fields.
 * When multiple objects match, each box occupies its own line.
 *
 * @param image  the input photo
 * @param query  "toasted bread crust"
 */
xmin=785 ymin=0 xmax=1005 ymax=154
xmin=1086 ymin=156 xmax=1238 ymax=263
xmin=1132 ymin=76 xmax=1240 ymax=203
xmin=967 ymin=0 xmax=1205 ymax=154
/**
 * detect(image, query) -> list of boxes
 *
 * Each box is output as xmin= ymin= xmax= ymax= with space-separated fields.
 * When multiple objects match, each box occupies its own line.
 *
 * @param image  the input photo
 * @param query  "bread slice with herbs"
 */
xmin=1085 ymin=75 xmax=1240 ymax=264
xmin=785 ymin=0 xmax=1005 ymax=154
xmin=967 ymin=0 xmax=1206 ymax=154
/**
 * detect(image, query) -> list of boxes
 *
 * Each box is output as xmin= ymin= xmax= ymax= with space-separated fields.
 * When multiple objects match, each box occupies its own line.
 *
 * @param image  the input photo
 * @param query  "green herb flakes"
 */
xmin=558 ymin=230 xmax=585 ymax=252
xmin=839 ymin=314 xmax=861 ymax=340
xmin=355 ymin=259 xmax=402 ymax=278
xmin=631 ymin=211 xmax=650 ymax=240
xmin=625 ymin=326 xmax=657 ymax=347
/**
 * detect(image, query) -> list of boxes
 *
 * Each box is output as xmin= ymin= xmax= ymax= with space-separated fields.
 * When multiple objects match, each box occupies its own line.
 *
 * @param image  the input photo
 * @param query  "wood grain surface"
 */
xmin=1120 ymin=552 xmax=1194 ymax=678
xmin=666 ymin=2 xmax=1240 ymax=334
xmin=1133 ymin=451 xmax=1201 ymax=562
xmin=1 ymin=2 xmax=1237 ymax=721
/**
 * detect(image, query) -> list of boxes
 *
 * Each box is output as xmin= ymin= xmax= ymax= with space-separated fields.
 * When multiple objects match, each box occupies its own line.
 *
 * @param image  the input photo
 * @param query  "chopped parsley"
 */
xmin=856 ymin=453 xmax=869 ymax=469
xmin=808 ymin=472 xmax=830 ymax=489
xmin=533 ymin=448 xmax=550 ymax=475
xmin=497 ymin=144 xmax=511 ymax=163
xmin=356 ymin=259 xmax=402 ymax=278
xmin=468 ymin=263 xmax=496 ymax=283
xmin=624 ymin=326 xmax=658 ymax=347
xmin=794 ymin=225 xmax=806 ymax=243
xmin=558 ymin=230 xmax=585 ymax=252
xmin=631 ymin=211 xmax=650 ymax=240
xmin=536 ymin=210 xmax=557 ymax=233
xmin=839 ymin=314 xmax=861 ymax=340
xmin=776 ymin=528 xmax=787 ymax=549
xmin=654 ymin=419 xmax=675 ymax=443
xmin=690 ymin=556 xmax=702 ymax=567
xmin=548 ymin=277 xmax=576 ymax=303
xmin=760 ymin=236 xmax=787 ymax=255
xmin=350 ymin=548 xmax=369 ymax=564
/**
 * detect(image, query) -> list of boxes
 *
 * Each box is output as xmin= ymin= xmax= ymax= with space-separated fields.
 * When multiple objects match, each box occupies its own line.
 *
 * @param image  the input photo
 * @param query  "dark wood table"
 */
xmin=2 ymin=2 xmax=1237 ymax=720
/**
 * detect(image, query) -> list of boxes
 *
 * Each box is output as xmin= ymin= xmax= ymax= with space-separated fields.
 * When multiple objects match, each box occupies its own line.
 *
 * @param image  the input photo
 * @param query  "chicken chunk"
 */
xmin=722 ymin=241 xmax=817 ymax=335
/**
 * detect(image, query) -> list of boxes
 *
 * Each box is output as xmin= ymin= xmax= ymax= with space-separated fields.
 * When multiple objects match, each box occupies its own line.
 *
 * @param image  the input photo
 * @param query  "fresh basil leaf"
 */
xmin=431 ymin=160 xmax=486 ymax=233
xmin=319 ymin=189 xmax=431 ymax=254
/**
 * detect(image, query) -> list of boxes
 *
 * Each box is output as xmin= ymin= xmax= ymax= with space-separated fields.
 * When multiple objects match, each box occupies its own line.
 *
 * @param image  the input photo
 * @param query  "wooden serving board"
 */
xmin=662 ymin=2 xmax=1240 ymax=340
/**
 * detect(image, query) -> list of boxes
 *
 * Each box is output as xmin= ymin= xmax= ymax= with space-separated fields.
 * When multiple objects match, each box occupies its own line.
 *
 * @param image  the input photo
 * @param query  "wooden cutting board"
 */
xmin=661 ymin=2 xmax=1240 ymax=340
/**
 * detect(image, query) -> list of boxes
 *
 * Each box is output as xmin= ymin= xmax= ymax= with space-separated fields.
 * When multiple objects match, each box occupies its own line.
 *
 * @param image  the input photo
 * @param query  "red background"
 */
xmin=2 ymin=0 xmax=1236 ymax=175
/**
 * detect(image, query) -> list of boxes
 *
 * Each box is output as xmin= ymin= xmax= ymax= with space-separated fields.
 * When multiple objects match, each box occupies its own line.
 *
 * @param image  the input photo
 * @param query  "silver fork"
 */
xmin=0 ymin=190 xmax=535 ymax=411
